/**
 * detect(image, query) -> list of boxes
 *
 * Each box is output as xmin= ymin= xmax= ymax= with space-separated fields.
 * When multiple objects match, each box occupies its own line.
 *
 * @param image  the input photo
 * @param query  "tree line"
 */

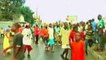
xmin=0 ymin=0 xmax=35 ymax=25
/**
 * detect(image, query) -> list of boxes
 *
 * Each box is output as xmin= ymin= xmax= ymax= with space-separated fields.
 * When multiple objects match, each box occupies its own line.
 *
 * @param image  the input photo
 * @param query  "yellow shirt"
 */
xmin=60 ymin=27 xmax=70 ymax=45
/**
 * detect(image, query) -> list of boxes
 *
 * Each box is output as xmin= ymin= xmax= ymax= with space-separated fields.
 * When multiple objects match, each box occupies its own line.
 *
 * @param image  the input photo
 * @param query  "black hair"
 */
xmin=98 ymin=14 xmax=102 ymax=20
xmin=25 ymin=25 xmax=29 ymax=28
xmin=36 ymin=25 xmax=38 ymax=27
xmin=73 ymin=26 xmax=78 ymax=32
xmin=92 ymin=19 xmax=94 ymax=21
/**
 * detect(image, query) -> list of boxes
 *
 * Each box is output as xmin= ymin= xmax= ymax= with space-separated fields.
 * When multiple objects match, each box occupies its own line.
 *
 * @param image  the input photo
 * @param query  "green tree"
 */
xmin=0 ymin=0 xmax=25 ymax=21
xmin=20 ymin=6 xmax=35 ymax=25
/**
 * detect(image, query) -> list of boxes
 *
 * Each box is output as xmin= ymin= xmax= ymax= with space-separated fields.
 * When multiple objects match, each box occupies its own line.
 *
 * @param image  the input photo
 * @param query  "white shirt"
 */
xmin=22 ymin=28 xmax=32 ymax=45
xmin=48 ymin=27 xmax=54 ymax=39
xmin=78 ymin=26 xmax=83 ymax=32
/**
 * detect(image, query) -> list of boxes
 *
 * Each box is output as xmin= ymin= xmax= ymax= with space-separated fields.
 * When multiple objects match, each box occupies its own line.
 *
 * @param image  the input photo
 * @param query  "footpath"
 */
xmin=88 ymin=44 xmax=106 ymax=60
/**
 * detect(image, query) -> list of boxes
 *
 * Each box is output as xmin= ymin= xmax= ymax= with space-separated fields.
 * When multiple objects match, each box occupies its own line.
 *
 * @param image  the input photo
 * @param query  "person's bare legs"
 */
xmin=50 ymin=45 xmax=54 ymax=53
xmin=61 ymin=48 xmax=68 ymax=59
xmin=65 ymin=48 xmax=69 ymax=59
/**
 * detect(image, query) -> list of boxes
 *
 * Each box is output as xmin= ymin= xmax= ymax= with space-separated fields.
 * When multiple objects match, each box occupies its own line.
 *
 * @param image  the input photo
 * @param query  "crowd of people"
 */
xmin=0 ymin=14 xmax=106 ymax=60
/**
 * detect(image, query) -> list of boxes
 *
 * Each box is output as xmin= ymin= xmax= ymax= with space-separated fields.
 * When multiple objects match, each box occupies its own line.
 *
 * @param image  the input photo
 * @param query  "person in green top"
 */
xmin=98 ymin=14 xmax=104 ymax=29
xmin=2 ymin=23 xmax=25 ymax=60
xmin=97 ymin=14 xmax=105 ymax=51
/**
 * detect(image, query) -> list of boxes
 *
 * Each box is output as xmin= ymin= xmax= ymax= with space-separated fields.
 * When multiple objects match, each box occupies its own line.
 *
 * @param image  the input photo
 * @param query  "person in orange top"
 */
xmin=43 ymin=26 xmax=49 ymax=51
xmin=39 ymin=26 xmax=45 ymax=39
xmin=71 ymin=32 xmax=85 ymax=60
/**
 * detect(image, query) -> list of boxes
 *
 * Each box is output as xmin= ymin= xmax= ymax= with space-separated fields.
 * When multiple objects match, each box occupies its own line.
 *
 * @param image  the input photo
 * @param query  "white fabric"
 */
xmin=85 ymin=24 xmax=88 ymax=30
xmin=62 ymin=44 xmax=70 ymax=49
xmin=22 ymin=28 xmax=32 ymax=45
xmin=78 ymin=26 xmax=83 ymax=32
xmin=0 ymin=29 xmax=4 ymax=34
xmin=48 ymin=27 xmax=54 ymax=39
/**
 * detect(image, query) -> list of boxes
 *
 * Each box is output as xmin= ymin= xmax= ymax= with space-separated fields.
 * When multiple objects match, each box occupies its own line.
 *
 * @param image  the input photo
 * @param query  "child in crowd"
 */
xmin=22 ymin=23 xmax=32 ymax=58
xmin=71 ymin=32 xmax=85 ymax=60
xmin=2 ymin=23 xmax=25 ymax=60
xmin=48 ymin=23 xmax=55 ymax=52
xmin=60 ymin=22 xmax=70 ymax=60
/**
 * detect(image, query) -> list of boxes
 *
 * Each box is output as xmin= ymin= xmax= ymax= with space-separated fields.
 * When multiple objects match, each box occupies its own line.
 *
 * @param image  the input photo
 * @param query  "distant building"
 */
xmin=0 ymin=14 xmax=25 ymax=29
xmin=0 ymin=21 xmax=13 ymax=29
xmin=13 ymin=14 xmax=25 ymax=22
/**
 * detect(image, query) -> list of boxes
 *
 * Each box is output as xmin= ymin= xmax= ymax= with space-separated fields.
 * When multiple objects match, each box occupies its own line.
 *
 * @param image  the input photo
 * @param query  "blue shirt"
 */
xmin=91 ymin=21 xmax=96 ymax=31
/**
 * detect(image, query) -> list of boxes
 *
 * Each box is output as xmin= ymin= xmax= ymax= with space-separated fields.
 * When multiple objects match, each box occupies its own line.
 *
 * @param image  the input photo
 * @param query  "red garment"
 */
xmin=18 ymin=27 xmax=23 ymax=34
xmin=23 ymin=45 xmax=32 ymax=53
xmin=43 ymin=29 xmax=49 ymax=37
xmin=34 ymin=27 xmax=39 ymax=36
xmin=69 ymin=30 xmax=76 ymax=42
xmin=80 ymin=31 xmax=85 ymax=40
xmin=71 ymin=40 xmax=85 ymax=60
xmin=39 ymin=28 xmax=45 ymax=37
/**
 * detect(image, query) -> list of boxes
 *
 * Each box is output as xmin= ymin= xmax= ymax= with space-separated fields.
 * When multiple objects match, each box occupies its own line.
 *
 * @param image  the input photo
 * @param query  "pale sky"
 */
xmin=25 ymin=0 xmax=106 ymax=23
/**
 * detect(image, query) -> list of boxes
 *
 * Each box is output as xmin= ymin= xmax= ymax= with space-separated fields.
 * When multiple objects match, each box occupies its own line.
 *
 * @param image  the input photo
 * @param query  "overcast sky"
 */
xmin=25 ymin=0 xmax=106 ymax=23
